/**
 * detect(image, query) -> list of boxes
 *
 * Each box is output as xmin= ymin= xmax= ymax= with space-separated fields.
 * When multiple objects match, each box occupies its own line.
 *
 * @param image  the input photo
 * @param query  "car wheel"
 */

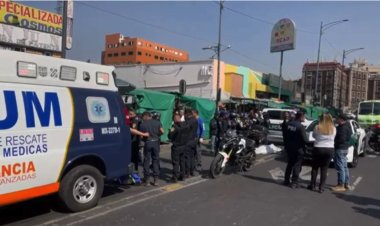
xmin=349 ymin=151 xmax=359 ymax=168
xmin=59 ymin=165 xmax=104 ymax=212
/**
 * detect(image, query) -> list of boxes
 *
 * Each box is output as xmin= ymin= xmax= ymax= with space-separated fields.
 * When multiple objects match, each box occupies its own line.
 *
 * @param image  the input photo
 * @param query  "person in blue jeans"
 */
xmin=192 ymin=110 xmax=204 ymax=171
xmin=332 ymin=114 xmax=352 ymax=192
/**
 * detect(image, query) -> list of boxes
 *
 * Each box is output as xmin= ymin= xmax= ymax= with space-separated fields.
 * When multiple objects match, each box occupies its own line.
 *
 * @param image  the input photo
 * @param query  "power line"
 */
xmin=78 ymin=1 xmax=280 ymax=74
xmin=77 ymin=2 xmax=214 ymax=45
xmin=214 ymin=1 xmax=317 ymax=35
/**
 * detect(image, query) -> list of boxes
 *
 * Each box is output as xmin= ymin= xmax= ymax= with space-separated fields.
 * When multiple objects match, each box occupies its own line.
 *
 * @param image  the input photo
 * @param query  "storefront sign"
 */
xmin=0 ymin=23 xmax=62 ymax=51
xmin=0 ymin=0 xmax=62 ymax=35
xmin=270 ymin=18 xmax=296 ymax=53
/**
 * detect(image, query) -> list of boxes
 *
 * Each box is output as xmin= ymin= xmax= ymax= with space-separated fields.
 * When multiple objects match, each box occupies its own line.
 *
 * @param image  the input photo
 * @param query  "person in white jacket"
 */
xmin=308 ymin=113 xmax=336 ymax=193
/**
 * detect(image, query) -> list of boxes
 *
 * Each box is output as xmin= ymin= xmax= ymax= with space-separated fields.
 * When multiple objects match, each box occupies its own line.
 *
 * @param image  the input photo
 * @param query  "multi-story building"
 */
xmin=101 ymin=33 xmax=189 ymax=65
xmin=356 ymin=60 xmax=380 ymax=101
xmin=302 ymin=62 xmax=347 ymax=108
xmin=283 ymin=79 xmax=302 ymax=103
xmin=345 ymin=60 xmax=369 ymax=110
xmin=367 ymin=74 xmax=380 ymax=100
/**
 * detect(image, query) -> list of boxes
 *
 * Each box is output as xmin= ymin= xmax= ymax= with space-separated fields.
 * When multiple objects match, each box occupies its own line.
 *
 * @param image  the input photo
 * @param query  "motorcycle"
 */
xmin=209 ymin=127 xmax=267 ymax=179
xmin=366 ymin=124 xmax=380 ymax=152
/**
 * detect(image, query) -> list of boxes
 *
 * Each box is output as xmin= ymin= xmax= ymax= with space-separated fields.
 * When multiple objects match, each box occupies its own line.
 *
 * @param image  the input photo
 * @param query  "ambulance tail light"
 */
xmin=17 ymin=62 xmax=37 ymax=78
xmin=96 ymin=72 xmax=109 ymax=85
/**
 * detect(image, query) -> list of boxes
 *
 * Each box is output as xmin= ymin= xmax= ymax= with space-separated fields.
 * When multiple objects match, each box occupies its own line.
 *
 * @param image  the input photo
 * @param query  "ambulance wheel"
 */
xmin=59 ymin=165 xmax=104 ymax=212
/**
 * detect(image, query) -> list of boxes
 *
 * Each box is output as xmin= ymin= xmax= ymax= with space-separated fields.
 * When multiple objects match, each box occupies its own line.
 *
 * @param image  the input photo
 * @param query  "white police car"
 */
xmin=305 ymin=119 xmax=366 ymax=168
xmin=263 ymin=108 xmax=313 ymax=144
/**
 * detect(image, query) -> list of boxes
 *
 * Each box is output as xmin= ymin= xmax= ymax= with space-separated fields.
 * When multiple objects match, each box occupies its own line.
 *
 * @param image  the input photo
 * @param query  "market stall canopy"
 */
xmin=129 ymin=89 xmax=176 ymax=141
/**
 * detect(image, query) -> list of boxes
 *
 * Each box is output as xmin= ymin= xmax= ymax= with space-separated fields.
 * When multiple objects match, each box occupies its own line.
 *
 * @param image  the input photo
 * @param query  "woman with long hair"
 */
xmin=308 ymin=113 xmax=336 ymax=193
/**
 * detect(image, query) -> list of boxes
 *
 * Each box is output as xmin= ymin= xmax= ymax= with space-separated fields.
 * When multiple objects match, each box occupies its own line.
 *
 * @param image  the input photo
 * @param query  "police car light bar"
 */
xmin=96 ymin=72 xmax=109 ymax=85
xmin=60 ymin=66 xmax=77 ymax=81
xmin=17 ymin=62 xmax=37 ymax=78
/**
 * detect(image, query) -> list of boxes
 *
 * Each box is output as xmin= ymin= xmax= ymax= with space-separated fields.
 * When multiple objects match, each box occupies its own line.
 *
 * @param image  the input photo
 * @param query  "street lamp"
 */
xmin=339 ymin=47 xmax=365 ymax=109
xmin=342 ymin=47 xmax=364 ymax=67
xmin=314 ymin=19 xmax=349 ymax=106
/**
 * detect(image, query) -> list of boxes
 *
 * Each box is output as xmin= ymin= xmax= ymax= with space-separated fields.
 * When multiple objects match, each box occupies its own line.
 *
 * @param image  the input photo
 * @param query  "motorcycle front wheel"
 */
xmin=210 ymin=153 xmax=226 ymax=179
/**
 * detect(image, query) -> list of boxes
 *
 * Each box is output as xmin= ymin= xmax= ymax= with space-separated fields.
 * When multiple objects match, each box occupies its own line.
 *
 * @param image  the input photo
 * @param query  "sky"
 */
xmin=25 ymin=1 xmax=380 ymax=80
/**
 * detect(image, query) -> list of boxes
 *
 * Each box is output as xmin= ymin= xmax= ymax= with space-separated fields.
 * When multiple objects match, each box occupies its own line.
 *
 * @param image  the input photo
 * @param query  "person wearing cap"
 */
xmin=331 ymin=114 xmax=352 ymax=192
xmin=283 ymin=111 xmax=308 ymax=189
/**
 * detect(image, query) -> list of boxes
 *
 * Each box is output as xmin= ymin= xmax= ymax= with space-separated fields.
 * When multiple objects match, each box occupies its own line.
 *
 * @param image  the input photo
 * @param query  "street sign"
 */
xmin=270 ymin=18 xmax=296 ymax=53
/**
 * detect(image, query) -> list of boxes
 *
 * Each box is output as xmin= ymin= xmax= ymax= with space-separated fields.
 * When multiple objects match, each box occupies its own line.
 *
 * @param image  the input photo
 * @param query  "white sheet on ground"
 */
xmin=255 ymin=144 xmax=282 ymax=155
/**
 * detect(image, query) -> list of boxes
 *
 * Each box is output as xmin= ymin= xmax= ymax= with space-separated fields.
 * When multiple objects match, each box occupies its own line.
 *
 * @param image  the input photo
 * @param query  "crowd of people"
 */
xmin=126 ymin=109 xmax=205 ymax=186
xmin=126 ymin=103 xmax=352 ymax=193
xmin=282 ymin=112 xmax=353 ymax=193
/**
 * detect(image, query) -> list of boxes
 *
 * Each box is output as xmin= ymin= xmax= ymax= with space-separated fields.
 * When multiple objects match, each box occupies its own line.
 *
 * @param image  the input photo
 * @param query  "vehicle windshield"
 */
xmin=359 ymin=102 xmax=373 ymax=115
xmin=306 ymin=120 xmax=318 ymax=132
xmin=374 ymin=103 xmax=380 ymax=115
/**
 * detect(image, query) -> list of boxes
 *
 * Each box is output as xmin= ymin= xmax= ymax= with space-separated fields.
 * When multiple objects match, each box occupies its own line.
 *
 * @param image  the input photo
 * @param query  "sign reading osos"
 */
xmin=0 ymin=0 xmax=63 ymax=36
xmin=0 ymin=91 xmax=62 ymax=130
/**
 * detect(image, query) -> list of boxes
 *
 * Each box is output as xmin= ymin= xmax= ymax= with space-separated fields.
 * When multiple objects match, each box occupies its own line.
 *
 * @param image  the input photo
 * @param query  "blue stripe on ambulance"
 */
xmin=60 ymin=88 xmax=131 ymax=181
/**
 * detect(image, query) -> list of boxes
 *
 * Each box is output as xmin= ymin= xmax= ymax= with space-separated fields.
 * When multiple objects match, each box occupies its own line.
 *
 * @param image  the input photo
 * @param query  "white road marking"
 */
xmin=38 ymin=178 xmax=207 ymax=226
xmin=38 ymin=156 xmax=277 ymax=226
xmin=350 ymin=176 xmax=363 ymax=191
xmin=66 ymin=179 xmax=207 ymax=226
xmin=269 ymin=167 xmax=284 ymax=182
xmin=367 ymin=155 xmax=377 ymax=158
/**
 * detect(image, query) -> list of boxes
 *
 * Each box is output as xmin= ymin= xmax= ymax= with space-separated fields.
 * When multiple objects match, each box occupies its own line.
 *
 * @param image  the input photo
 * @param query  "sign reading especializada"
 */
xmin=0 ymin=0 xmax=62 ymax=36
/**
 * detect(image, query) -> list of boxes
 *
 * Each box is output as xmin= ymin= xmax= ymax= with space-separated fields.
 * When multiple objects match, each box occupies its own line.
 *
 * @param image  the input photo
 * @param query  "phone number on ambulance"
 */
xmin=101 ymin=127 xmax=121 ymax=135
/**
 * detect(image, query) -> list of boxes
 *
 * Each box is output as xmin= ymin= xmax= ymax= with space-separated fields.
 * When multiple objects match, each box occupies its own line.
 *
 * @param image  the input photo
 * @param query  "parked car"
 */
xmin=304 ymin=119 xmax=366 ymax=168
xmin=262 ymin=108 xmax=313 ymax=144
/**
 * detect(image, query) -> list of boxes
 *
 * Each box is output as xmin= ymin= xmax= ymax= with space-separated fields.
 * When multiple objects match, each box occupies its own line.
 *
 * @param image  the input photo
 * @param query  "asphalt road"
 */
xmin=1 ymin=146 xmax=380 ymax=226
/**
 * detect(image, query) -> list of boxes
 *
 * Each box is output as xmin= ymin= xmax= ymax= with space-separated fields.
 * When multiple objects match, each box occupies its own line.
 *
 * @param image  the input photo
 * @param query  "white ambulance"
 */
xmin=0 ymin=50 xmax=132 ymax=212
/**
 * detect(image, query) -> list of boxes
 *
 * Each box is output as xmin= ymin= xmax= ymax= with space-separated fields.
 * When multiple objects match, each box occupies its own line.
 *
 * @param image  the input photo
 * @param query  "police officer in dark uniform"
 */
xmin=185 ymin=109 xmax=199 ymax=177
xmin=140 ymin=112 xmax=164 ymax=186
xmin=283 ymin=111 xmax=308 ymax=188
xmin=168 ymin=114 xmax=189 ymax=182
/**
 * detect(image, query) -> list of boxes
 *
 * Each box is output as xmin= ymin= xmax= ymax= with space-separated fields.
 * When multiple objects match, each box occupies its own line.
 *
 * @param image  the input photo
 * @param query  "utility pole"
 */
xmin=216 ymin=0 xmax=224 ymax=106
xmin=61 ymin=0 xmax=68 ymax=58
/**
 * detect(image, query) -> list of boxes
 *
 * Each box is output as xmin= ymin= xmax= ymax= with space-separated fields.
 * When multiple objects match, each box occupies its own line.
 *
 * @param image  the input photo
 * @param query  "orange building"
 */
xmin=101 ymin=33 xmax=189 ymax=65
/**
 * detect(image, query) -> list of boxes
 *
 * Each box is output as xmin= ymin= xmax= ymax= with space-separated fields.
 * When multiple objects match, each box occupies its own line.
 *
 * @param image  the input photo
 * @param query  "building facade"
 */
xmin=345 ymin=61 xmax=369 ymax=110
xmin=302 ymin=62 xmax=347 ymax=108
xmin=101 ymin=33 xmax=189 ymax=65
xmin=367 ymin=74 xmax=380 ymax=100
xmin=114 ymin=60 xmax=291 ymax=102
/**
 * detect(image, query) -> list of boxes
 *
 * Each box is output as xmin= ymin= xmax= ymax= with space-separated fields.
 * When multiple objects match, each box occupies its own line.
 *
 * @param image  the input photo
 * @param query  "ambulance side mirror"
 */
xmin=124 ymin=95 xmax=135 ymax=105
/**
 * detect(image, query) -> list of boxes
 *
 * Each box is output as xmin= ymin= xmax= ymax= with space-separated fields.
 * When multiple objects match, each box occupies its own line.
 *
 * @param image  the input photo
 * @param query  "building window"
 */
xmin=145 ymin=53 xmax=148 ymax=56
xmin=108 ymin=44 xmax=112 ymax=48
xmin=128 ymin=41 xmax=134 ymax=46
xmin=128 ymin=51 xmax=134 ymax=56
xmin=121 ymin=52 xmax=126 ymax=56
xmin=160 ymin=56 xmax=164 ymax=60
xmin=154 ymin=55 xmax=158 ymax=59
xmin=137 ymin=42 xmax=142 ymax=46
xmin=107 ymin=54 xmax=112 ymax=57
xmin=138 ymin=51 xmax=142 ymax=56
xmin=113 ymin=53 xmax=118 ymax=57
xmin=137 ymin=62 xmax=141 ymax=64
